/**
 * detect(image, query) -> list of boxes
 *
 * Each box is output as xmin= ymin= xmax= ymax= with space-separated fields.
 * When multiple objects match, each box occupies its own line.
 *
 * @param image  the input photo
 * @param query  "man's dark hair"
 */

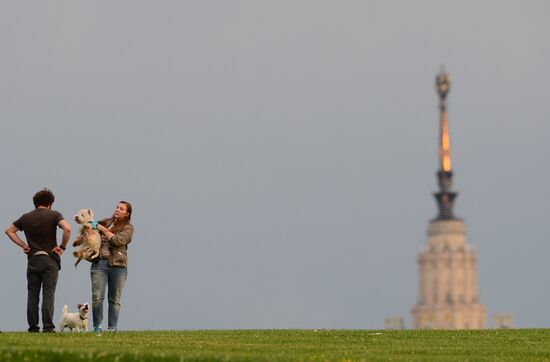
xmin=33 ymin=188 xmax=55 ymax=208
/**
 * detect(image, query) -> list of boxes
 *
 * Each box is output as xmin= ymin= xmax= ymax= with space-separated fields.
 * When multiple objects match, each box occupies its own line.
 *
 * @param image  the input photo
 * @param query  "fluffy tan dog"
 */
xmin=72 ymin=209 xmax=101 ymax=267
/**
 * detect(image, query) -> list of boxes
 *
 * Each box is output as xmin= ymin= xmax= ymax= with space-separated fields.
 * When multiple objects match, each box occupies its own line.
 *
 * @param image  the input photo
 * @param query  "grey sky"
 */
xmin=1 ymin=1 xmax=549 ymax=331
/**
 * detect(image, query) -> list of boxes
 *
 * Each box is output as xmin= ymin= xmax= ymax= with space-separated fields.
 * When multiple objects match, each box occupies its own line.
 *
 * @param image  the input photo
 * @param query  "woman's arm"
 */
xmin=97 ymin=224 xmax=134 ymax=247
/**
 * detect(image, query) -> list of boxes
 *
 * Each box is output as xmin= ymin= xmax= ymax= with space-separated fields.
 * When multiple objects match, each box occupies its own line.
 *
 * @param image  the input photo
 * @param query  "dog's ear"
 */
xmin=87 ymin=209 xmax=91 ymax=216
xmin=77 ymin=303 xmax=82 ymax=309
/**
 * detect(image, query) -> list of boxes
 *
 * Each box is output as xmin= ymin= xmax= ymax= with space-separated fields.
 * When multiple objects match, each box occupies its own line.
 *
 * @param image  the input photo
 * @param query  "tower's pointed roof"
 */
xmin=436 ymin=70 xmax=452 ymax=173
xmin=433 ymin=69 xmax=459 ymax=220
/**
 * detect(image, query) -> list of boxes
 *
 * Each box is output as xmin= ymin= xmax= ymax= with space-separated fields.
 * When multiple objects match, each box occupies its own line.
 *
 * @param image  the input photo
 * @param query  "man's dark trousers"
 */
xmin=27 ymin=255 xmax=58 ymax=332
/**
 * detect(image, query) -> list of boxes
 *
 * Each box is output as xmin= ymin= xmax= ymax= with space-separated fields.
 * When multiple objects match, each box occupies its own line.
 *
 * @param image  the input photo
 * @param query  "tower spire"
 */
xmin=434 ymin=69 xmax=458 ymax=220
xmin=437 ymin=69 xmax=452 ymax=172
xmin=412 ymin=71 xmax=486 ymax=330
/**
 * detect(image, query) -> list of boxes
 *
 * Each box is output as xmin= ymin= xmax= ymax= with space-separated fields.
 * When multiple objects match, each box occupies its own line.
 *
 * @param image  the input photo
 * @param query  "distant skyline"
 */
xmin=1 ymin=1 xmax=549 ymax=331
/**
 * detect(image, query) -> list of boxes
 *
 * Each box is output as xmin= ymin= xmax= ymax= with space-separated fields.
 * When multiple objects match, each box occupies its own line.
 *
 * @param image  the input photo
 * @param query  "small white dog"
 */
xmin=59 ymin=303 xmax=89 ymax=332
xmin=72 ymin=209 xmax=101 ymax=267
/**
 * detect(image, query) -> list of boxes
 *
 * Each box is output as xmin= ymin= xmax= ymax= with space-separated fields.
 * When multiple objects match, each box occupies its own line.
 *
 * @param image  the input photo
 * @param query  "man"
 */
xmin=5 ymin=188 xmax=71 ymax=332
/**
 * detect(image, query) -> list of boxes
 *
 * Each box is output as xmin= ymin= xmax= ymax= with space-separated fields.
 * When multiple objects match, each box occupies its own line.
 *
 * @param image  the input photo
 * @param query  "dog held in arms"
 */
xmin=73 ymin=209 xmax=101 ymax=267
xmin=59 ymin=303 xmax=89 ymax=332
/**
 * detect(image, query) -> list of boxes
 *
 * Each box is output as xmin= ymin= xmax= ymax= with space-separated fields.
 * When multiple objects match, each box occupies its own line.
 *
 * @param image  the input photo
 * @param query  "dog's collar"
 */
xmin=80 ymin=315 xmax=87 ymax=320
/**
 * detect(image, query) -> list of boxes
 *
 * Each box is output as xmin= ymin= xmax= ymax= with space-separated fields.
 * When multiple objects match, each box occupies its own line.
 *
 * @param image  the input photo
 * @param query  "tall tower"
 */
xmin=411 ymin=71 xmax=486 ymax=329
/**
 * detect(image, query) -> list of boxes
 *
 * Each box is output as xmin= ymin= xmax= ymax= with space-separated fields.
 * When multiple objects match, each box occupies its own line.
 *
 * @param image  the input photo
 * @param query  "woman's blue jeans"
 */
xmin=91 ymin=259 xmax=127 ymax=330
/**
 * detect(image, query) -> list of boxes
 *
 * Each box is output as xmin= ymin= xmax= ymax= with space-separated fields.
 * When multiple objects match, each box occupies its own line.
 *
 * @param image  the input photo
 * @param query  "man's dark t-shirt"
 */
xmin=13 ymin=208 xmax=64 ymax=269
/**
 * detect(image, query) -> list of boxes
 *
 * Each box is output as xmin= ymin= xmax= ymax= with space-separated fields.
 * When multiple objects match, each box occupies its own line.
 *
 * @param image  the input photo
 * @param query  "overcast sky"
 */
xmin=1 ymin=1 xmax=549 ymax=331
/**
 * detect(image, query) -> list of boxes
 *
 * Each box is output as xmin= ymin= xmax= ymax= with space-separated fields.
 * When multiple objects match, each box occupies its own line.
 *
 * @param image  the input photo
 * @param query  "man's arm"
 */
xmin=5 ymin=224 xmax=30 ymax=253
xmin=52 ymin=219 xmax=71 ymax=256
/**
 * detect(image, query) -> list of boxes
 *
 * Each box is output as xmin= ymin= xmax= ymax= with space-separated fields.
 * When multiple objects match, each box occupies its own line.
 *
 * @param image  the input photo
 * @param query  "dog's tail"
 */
xmin=62 ymin=304 xmax=68 ymax=314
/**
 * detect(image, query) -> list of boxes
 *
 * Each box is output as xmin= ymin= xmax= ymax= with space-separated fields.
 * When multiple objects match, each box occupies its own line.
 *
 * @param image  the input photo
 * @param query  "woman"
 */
xmin=91 ymin=201 xmax=134 ymax=333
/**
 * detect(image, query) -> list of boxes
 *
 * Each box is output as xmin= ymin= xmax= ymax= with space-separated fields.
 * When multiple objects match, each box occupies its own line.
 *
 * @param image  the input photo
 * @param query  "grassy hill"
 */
xmin=1 ymin=329 xmax=549 ymax=361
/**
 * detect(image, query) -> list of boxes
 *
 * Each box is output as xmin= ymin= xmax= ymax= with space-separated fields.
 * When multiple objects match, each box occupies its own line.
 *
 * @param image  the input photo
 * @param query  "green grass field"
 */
xmin=1 ymin=329 xmax=549 ymax=361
